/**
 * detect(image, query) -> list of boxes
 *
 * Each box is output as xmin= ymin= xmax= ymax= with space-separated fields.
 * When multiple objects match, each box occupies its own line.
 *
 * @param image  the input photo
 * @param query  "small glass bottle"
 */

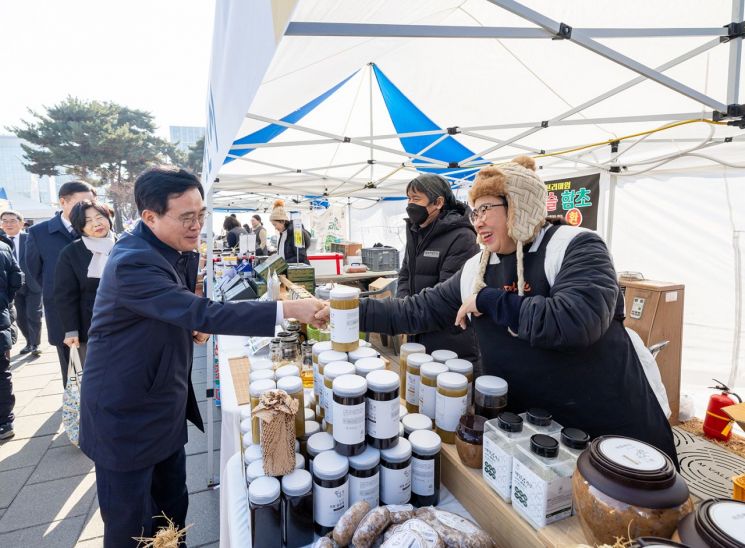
xmin=276 ymin=375 xmax=306 ymax=437
xmin=418 ymin=362 xmax=448 ymax=420
xmin=348 ymin=346 xmax=379 ymax=363
xmin=431 ymin=349 xmax=457 ymax=364
xmin=249 ymin=379 xmax=276 ymax=444
xmin=435 ymin=372 xmax=468 ymax=444
xmin=270 ymin=338 xmax=282 ymax=364
xmin=409 ymin=429 xmax=442 ymax=507
xmin=312 ymin=450 xmax=349 ymax=536
xmin=306 ymin=432 xmax=334 ymax=476
xmin=402 ymin=413 xmax=433 ymax=438
xmin=482 ymin=412 xmax=529 ymax=502
xmin=354 ymin=357 xmax=386 ymax=378
xmin=301 ymin=339 xmax=316 ymax=389
xmin=474 ymin=376 xmax=508 ymax=420
xmin=298 ymin=420 xmax=321 ymax=464
xmin=332 ymin=374 xmax=367 ymax=456
xmin=249 ymin=476 xmax=282 ymax=548
xmin=277 ymin=331 xmax=298 ymax=363
xmin=559 ymin=427 xmax=589 ymax=516
xmin=318 ymin=350 xmax=348 ymax=422
xmin=520 ymin=408 xmax=562 ymax=437
xmin=445 ymin=359 xmax=474 ymax=409
xmin=330 ymin=286 xmax=360 ymax=352
xmin=399 ymin=342 xmax=426 ymax=409
xmin=365 ymin=370 xmax=400 ymax=450
xmin=348 ymin=445 xmax=380 ymax=508
xmin=281 ymin=469 xmax=314 ymax=548
xmin=323 ymin=361 xmax=355 ymax=433
xmin=405 ymin=353 xmax=433 ymax=413
xmin=312 ymin=341 xmax=334 ymax=404
xmin=275 ymin=364 xmax=300 ymax=380
xmin=380 ymin=437 xmax=412 ymax=505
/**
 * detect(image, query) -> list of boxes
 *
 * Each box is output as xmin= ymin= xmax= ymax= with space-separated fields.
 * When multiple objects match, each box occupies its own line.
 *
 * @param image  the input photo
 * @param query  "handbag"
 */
xmin=62 ymin=346 xmax=83 ymax=446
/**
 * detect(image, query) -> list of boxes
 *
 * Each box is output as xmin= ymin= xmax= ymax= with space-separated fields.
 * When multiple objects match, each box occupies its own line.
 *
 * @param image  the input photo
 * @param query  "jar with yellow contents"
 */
xmin=249 ymin=379 xmax=276 ymax=444
xmin=317 ymin=349 xmax=347 ymax=421
xmin=330 ymin=286 xmax=360 ymax=352
xmin=405 ymin=353 xmax=433 ymax=413
xmin=276 ymin=375 xmax=305 ymax=437
xmin=435 ymin=372 xmax=468 ymax=444
xmin=398 ymin=342 xmax=426 ymax=408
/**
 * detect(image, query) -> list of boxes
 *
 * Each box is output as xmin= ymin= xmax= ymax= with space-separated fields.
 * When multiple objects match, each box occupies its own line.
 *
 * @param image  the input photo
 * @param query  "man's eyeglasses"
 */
xmin=166 ymin=211 xmax=209 ymax=228
xmin=469 ymin=202 xmax=506 ymax=223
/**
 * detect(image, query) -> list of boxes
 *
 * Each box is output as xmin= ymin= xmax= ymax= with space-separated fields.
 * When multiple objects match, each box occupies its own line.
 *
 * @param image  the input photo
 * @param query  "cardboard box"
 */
xmin=329 ymin=241 xmax=363 ymax=258
xmin=308 ymin=253 xmax=343 ymax=275
xmin=368 ymin=277 xmax=396 ymax=299
xmin=723 ymin=402 xmax=745 ymax=430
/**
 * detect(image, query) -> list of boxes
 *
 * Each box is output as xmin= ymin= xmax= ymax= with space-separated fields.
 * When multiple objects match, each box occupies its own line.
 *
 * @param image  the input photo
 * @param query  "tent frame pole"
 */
xmin=727 ymin=0 xmax=744 ymax=105
xmin=205 ymin=183 xmax=218 ymax=487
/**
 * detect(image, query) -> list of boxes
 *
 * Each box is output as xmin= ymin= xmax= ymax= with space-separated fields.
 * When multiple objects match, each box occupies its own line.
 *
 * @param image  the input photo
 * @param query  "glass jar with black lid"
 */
xmin=348 ymin=445 xmax=380 ymax=508
xmin=409 ymin=429 xmax=442 ymax=507
xmin=281 ymin=469 xmax=314 ymax=548
xmin=380 ymin=437 xmax=412 ymax=505
xmin=673 ymin=498 xmax=745 ymax=548
xmin=365 ymin=369 xmax=400 ymax=450
xmin=249 ymin=476 xmax=282 ymax=548
xmin=312 ymin=450 xmax=349 ymax=536
xmin=332 ymin=374 xmax=367 ymax=456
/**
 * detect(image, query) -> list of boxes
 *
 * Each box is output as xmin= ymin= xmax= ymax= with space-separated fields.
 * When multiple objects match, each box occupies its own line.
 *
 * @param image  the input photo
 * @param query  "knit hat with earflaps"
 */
xmin=270 ymin=199 xmax=290 ymax=222
xmin=468 ymin=156 xmax=546 ymax=297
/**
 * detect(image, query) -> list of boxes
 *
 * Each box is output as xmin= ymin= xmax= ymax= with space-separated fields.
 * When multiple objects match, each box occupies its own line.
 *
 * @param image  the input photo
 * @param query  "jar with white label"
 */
xmin=312 ymin=341 xmax=333 ymax=403
xmin=330 ymin=286 xmax=360 ymax=352
xmin=402 ymin=413 xmax=433 ymax=438
xmin=512 ymin=434 xmax=575 ymax=529
xmin=281 ymin=469 xmax=314 ymax=548
xmin=312 ymin=450 xmax=349 ymax=536
xmin=276 ymin=376 xmax=305 ymax=437
xmin=332 ymin=374 xmax=367 ymax=456
xmin=354 ymin=357 xmax=386 ymax=378
xmin=474 ymin=376 xmax=508 ymax=420
xmin=432 ymin=349 xmax=457 ymax=364
xmin=348 ymin=346 xmax=379 ymax=363
xmin=482 ymin=412 xmax=528 ymax=502
xmin=520 ymin=408 xmax=562 ymax=437
xmin=318 ymin=350 xmax=348 ymax=421
xmin=445 ymin=359 xmax=474 ymax=409
xmin=249 ymin=476 xmax=282 ymax=548
xmin=249 ymin=379 xmax=276 ymax=444
xmin=250 ymin=369 xmax=275 ymax=383
xmin=673 ymin=498 xmax=745 ymax=547
xmin=419 ymin=362 xmax=448 ymax=419
xmin=409 ymin=430 xmax=441 ymax=507
xmin=406 ymin=353 xmax=433 ymax=413
xmin=380 ymin=437 xmax=412 ymax=505
xmin=365 ymin=369 xmax=400 ymax=450
xmin=399 ymin=342 xmax=426 ymax=409
xmin=306 ymin=432 xmax=334 ymax=476
xmin=435 ymin=372 xmax=468 ymax=444
xmin=298 ymin=420 xmax=321 ymax=465
xmin=275 ymin=364 xmax=300 ymax=380
xmin=348 ymin=445 xmax=380 ymax=508
xmin=323 ymin=361 xmax=355 ymax=433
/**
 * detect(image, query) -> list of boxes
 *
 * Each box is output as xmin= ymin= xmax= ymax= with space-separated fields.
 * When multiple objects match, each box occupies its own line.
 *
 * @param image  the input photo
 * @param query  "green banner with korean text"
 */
xmin=544 ymin=173 xmax=600 ymax=230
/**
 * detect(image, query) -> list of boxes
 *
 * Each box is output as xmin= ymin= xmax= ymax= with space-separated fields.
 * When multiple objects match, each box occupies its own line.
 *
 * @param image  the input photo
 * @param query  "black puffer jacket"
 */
xmin=0 ymin=234 xmax=23 ymax=352
xmin=397 ymin=207 xmax=480 ymax=365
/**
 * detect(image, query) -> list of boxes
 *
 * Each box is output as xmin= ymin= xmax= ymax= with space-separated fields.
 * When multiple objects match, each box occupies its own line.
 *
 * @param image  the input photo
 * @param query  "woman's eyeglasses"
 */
xmin=469 ymin=202 xmax=506 ymax=223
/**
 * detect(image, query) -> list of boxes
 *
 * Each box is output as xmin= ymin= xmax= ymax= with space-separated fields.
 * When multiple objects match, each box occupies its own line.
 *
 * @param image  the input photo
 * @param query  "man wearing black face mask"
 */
xmin=397 ymin=174 xmax=481 ymax=368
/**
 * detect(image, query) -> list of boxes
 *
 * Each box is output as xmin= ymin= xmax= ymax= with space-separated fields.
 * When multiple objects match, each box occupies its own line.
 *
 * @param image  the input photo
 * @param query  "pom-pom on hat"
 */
xmin=270 ymin=199 xmax=289 ymax=222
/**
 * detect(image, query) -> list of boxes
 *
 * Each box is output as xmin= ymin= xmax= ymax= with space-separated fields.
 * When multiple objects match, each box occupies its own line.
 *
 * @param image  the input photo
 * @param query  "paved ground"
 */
xmin=0 ymin=330 xmax=221 ymax=547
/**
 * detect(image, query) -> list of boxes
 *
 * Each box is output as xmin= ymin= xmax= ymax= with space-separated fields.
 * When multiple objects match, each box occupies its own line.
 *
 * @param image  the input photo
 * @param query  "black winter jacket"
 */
xmin=0 ymin=234 xmax=23 ymax=352
xmin=397 ymin=208 xmax=480 ymax=365
xmin=280 ymin=226 xmax=311 ymax=264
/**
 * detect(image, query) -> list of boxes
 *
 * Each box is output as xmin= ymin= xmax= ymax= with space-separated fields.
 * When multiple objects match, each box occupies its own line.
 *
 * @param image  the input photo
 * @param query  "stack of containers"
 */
xmin=405 ymin=353 xmax=433 ymax=413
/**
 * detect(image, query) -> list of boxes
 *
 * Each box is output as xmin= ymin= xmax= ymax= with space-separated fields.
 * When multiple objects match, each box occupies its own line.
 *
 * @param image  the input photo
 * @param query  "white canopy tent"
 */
xmin=202 ymin=0 xmax=745 ymax=491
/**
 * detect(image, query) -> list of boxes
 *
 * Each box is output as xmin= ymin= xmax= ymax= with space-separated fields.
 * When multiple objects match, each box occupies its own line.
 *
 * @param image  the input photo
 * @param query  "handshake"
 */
xmin=282 ymin=298 xmax=331 ymax=329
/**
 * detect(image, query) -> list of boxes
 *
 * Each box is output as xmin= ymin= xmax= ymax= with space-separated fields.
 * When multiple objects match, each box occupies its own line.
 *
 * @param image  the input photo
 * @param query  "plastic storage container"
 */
xmin=250 ymin=369 xmax=275 ymax=383
xmin=431 ymin=349 xmax=458 ymax=364
xmin=244 ymin=444 xmax=263 ymax=467
xmin=332 ymin=374 xmax=367 ymax=456
xmin=298 ymin=420 xmax=321 ymax=463
xmin=399 ymin=343 xmax=426 ymax=409
xmin=520 ymin=408 xmax=562 ymax=438
xmin=348 ymin=445 xmax=381 ymax=508
xmin=246 ymin=458 xmax=266 ymax=485
xmin=312 ymin=341 xmax=334 ymax=402
xmin=380 ymin=437 xmax=412 ymax=505
xmin=276 ymin=376 xmax=305 ymax=437
xmin=312 ymin=450 xmax=349 ymax=536
xmin=249 ymin=476 xmax=282 ymax=548
xmin=361 ymin=246 xmax=399 ymax=272
xmin=406 ymin=353 xmax=433 ymax=413
xmin=365 ymin=369 xmax=400 ymax=450
xmin=419 ymin=362 xmax=448 ymax=420
xmin=435 ymin=372 xmax=468 ymax=444
xmin=474 ymin=376 xmax=508 ymax=420
xmin=445 ymin=359 xmax=474 ymax=409
xmin=355 ymin=357 xmax=386 ymax=378
xmin=402 ymin=413 xmax=433 ymax=438
xmin=249 ymin=379 xmax=276 ymax=444
xmin=482 ymin=412 xmax=529 ymax=502
xmin=348 ymin=346 xmax=379 ymax=363
xmin=281 ymin=469 xmax=314 ymax=548
xmin=318 ymin=350 xmax=349 ymax=421
xmin=323 ymin=361 xmax=355 ymax=432
xmin=409 ymin=429 xmax=442 ymax=507
xmin=306 ymin=432 xmax=334 ymax=476
xmin=330 ymin=286 xmax=360 ymax=352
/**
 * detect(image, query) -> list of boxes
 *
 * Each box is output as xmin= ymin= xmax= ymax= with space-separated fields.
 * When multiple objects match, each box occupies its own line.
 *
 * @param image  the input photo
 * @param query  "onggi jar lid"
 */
xmin=281 ymin=469 xmax=312 ymax=497
xmin=407 ymin=353 xmax=433 ymax=367
xmin=295 ymin=453 xmax=305 ymax=470
xmin=497 ymin=412 xmax=523 ymax=433
xmin=437 ymin=371 xmax=468 ymax=390
xmin=633 ymin=537 xmax=689 ymax=547
xmin=249 ymin=379 xmax=276 ymax=398
xmin=275 ymin=365 xmax=300 ymax=379
xmin=409 ymin=430 xmax=441 ymax=456
xmin=248 ymin=476 xmax=280 ymax=505
xmin=250 ymin=358 xmax=274 ymax=371
xmin=318 ymin=350 xmax=348 ymax=365
xmin=348 ymin=347 xmax=379 ymax=362
xmin=445 ymin=358 xmax=474 ymax=375
xmin=330 ymin=286 xmax=360 ymax=299
xmin=246 ymin=459 xmax=266 ymax=483
xmin=366 ymin=369 xmax=399 ymax=392
xmin=526 ymin=408 xmax=552 ymax=426
xmin=313 ymin=341 xmax=334 ymax=356
xmin=432 ymin=349 xmax=458 ymax=363
xmin=475 ymin=376 xmax=508 ymax=396
xmin=250 ymin=369 xmax=274 ymax=382
xmin=400 ymin=342 xmax=426 ymax=355
xmin=277 ymin=375 xmax=302 ymax=394
xmin=307 ymin=432 xmax=334 ymax=456
xmin=402 ymin=413 xmax=433 ymax=434
xmin=530 ymin=434 xmax=559 ymax=458
xmin=420 ymin=362 xmax=448 ymax=379
xmin=694 ymin=498 xmax=745 ymax=547
xmin=305 ymin=420 xmax=321 ymax=437
xmin=313 ymin=450 xmax=349 ymax=480
xmin=333 ymin=374 xmax=367 ymax=397
xmin=324 ymin=361 xmax=355 ymax=380
xmin=561 ymin=427 xmax=590 ymax=450
xmin=381 ymin=437 xmax=412 ymax=463
xmin=243 ymin=444 xmax=263 ymax=465
xmin=348 ymin=445 xmax=380 ymax=470
xmin=355 ymin=357 xmax=386 ymax=377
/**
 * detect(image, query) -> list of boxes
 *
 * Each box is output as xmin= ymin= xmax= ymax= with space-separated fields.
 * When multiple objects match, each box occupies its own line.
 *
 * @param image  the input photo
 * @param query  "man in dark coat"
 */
xmin=24 ymin=181 xmax=95 ymax=385
xmin=1 ymin=210 xmax=42 ymax=356
xmin=79 ymin=166 xmax=325 ymax=547
xmin=397 ymin=174 xmax=480 ymax=366
xmin=0 ymin=233 xmax=24 ymax=439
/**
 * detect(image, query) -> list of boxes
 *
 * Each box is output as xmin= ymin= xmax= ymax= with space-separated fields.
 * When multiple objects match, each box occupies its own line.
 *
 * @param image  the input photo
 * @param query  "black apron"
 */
xmin=473 ymin=225 xmax=678 ymax=466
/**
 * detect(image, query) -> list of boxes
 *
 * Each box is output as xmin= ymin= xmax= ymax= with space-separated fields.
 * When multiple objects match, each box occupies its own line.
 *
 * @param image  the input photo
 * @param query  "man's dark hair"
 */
xmin=223 ymin=215 xmax=241 ymax=231
xmin=59 ymin=181 xmax=95 ymax=199
xmin=406 ymin=174 xmax=466 ymax=215
xmin=0 ymin=209 xmax=23 ymax=222
xmin=69 ymin=200 xmax=113 ymax=235
xmin=252 ymin=214 xmax=262 ymax=224
xmin=134 ymin=166 xmax=204 ymax=215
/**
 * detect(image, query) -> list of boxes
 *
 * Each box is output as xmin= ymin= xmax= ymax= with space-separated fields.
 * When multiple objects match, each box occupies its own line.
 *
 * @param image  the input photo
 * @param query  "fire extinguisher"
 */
xmin=703 ymin=379 xmax=742 ymax=441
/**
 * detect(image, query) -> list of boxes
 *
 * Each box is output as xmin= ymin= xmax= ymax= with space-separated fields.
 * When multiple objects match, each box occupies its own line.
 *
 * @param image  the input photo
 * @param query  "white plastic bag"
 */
xmin=626 ymin=327 xmax=672 ymax=418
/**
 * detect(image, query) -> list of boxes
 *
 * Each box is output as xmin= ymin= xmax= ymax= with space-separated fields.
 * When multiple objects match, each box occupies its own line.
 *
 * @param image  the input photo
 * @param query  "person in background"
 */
xmin=0 ymin=231 xmax=24 ymax=440
xmin=223 ymin=215 xmax=247 ymax=250
xmin=1 ymin=210 xmax=42 ymax=356
xmin=25 ymin=181 xmax=96 ymax=386
xmin=248 ymin=214 xmax=268 ymax=255
xmin=398 ymin=174 xmax=481 ymax=367
xmin=53 ymin=201 xmax=116 ymax=366
xmin=270 ymin=199 xmax=310 ymax=264
xmin=79 ymin=166 xmax=326 ymax=546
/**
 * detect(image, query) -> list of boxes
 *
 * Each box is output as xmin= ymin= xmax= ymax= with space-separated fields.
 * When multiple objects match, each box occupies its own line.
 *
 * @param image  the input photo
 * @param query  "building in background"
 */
xmin=169 ymin=126 xmax=205 ymax=152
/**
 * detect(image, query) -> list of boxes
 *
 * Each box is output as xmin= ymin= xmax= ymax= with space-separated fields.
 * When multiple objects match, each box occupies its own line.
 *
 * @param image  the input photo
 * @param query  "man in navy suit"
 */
xmin=1 ymin=210 xmax=42 ymax=356
xmin=79 ymin=166 xmax=326 ymax=547
xmin=24 ymin=181 xmax=95 ymax=385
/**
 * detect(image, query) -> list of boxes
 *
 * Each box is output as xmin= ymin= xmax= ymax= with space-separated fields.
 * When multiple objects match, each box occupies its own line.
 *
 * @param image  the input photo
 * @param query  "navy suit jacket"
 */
xmin=79 ymin=221 xmax=278 ymax=471
xmin=24 ymin=213 xmax=76 ymax=343
xmin=16 ymin=232 xmax=41 ymax=297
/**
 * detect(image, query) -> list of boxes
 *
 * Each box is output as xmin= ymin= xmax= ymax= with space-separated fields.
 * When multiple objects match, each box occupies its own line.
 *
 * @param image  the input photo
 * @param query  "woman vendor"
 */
xmin=321 ymin=156 xmax=677 ymax=465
